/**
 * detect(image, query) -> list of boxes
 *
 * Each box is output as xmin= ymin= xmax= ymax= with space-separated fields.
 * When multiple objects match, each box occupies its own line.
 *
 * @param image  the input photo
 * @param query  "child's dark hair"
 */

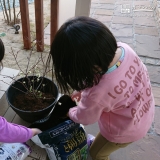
xmin=50 ymin=16 xmax=117 ymax=93
xmin=0 ymin=38 xmax=5 ymax=68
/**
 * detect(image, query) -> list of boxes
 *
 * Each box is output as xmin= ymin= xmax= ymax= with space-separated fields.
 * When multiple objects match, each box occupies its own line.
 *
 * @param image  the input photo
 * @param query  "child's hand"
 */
xmin=71 ymin=90 xmax=81 ymax=102
xmin=31 ymin=128 xmax=42 ymax=136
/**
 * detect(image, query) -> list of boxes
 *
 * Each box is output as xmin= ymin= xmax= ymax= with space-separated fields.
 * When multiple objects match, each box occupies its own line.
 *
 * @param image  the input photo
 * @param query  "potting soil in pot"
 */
xmin=13 ymin=93 xmax=55 ymax=111
xmin=6 ymin=76 xmax=59 ymax=122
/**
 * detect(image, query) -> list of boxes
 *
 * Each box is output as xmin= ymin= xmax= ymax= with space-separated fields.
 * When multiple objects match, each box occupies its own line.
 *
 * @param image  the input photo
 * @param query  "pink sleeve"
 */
xmin=69 ymin=97 xmax=105 ymax=125
xmin=0 ymin=117 xmax=33 ymax=143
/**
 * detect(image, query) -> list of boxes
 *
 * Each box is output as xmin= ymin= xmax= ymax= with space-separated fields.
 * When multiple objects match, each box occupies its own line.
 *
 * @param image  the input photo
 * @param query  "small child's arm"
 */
xmin=0 ymin=116 xmax=41 ymax=143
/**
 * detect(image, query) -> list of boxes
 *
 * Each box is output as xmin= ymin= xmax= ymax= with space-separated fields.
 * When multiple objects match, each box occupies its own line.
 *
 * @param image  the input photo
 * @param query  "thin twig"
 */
xmin=2 ymin=0 xmax=9 ymax=24
xmin=0 ymin=79 xmax=26 ymax=94
xmin=10 ymin=47 xmax=26 ymax=75
xmin=13 ymin=0 xmax=16 ymax=24
xmin=7 ymin=0 xmax=11 ymax=21
xmin=0 ymin=0 xmax=6 ymax=21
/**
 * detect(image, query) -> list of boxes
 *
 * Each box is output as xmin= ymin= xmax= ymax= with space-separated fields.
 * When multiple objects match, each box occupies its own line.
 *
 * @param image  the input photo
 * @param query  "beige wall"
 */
xmin=58 ymin=0 xmax=91 ymax=28
xmin=58 ymin=0 xmax=76 ymax=28
xmin=75 ymin=0 xmax=91 ymax=17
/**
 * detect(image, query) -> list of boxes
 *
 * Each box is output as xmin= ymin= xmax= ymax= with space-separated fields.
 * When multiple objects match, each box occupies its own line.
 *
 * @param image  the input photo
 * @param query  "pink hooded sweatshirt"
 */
xmin=69 ymin=42 xmax=155 ymax=143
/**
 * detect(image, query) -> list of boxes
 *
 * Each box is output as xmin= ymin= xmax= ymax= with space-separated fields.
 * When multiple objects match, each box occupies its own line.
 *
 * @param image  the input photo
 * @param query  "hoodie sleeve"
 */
xmin=0 ymin=117 xmax=33 ymax=143
xmin=68 ymin=95 xmax=105 ymax=125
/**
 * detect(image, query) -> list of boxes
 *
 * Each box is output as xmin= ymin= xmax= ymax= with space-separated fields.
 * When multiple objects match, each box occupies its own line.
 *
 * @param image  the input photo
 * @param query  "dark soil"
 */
xmin=13 ymin=93 xmax=55 ymax=111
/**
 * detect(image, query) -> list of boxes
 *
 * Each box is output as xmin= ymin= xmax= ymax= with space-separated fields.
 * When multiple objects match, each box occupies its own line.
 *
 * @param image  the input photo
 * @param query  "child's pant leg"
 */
xmin=89 ymin=132 xmax=131 ymax=160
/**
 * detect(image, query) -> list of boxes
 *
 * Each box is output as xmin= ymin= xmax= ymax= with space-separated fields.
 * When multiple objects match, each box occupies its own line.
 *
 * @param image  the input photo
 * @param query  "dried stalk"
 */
xmin=7 ymin=0 xmax=11 ymax=21
xmin=0 ymin=0 xmax=6 ymax=21
xmin=13 ymin=0 xmax=16 ymax=24
xmin=11 ymin=47 xmax=24 ymax=74
xmin=0 ymin=0 xmax=19 ymax=25
xmin=2 ymin=0 xmax=9 ymax=24
xmin=0 ymin=79 xmax=26 ymax=94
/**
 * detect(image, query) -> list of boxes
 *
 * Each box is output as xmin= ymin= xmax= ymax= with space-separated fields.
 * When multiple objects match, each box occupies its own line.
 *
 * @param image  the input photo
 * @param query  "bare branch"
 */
xmin=7 ymin=0 xmax=11 ymax=21
xmin=2 ymin=0 xmax=9 ymax=24
xmin=10 ymin=47 xmax=25 ymax=75
xmin=13 ymin=0 xmax=16 ymax=24
xmin=0 ymin=0 xmax=6 ymax=21
xmin=0 ymin=79 xmax=26 ymax=94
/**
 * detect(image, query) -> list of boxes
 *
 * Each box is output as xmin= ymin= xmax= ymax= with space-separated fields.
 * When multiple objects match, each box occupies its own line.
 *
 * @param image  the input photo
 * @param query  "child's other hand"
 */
xmin=31 ymin=128 xmax=42 ymax=136
xmin=71 ymin=90 xmax=81 ymax=102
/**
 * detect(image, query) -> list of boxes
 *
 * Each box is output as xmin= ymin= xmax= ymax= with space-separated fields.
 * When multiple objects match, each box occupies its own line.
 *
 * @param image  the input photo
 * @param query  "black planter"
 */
xmin=6 ymin=76 xmax=59 ymax=123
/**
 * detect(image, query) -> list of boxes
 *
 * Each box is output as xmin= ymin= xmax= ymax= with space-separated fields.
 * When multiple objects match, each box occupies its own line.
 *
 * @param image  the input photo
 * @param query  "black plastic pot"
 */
xmin=6 ymin=76 xmax=59 ymax=123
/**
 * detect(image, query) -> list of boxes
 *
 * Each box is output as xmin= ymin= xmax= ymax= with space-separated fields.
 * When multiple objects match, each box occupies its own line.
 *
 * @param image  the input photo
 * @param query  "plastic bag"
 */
xmin=0 ymin=143 xmax=31 ymax=160
xmin=87 ymin=134 xmax=95 ymax=149
xmin=31 ymin=120 xmax=88 ymax=160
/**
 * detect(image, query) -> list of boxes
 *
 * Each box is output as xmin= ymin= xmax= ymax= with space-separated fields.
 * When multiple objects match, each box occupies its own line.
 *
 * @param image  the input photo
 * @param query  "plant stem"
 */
xmin=2 ymin=0 xmax=10 ymax=24
xmin=13 ymin=0 xmax=16 ymax=24
xmin=0 ymin=0 xmax=6 ymax=21
xmin=7 ymin=0 xmax=11 ymax=22
xmin=0 ymin=79 xmax=26 ymax=94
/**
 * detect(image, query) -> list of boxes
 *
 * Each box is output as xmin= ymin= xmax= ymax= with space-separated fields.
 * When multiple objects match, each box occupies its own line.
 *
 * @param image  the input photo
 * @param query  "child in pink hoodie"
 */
xmin=0 ymin=38 xmax=41 ymax=143
xmin=49 ymin=17 xmax=155 ymax=160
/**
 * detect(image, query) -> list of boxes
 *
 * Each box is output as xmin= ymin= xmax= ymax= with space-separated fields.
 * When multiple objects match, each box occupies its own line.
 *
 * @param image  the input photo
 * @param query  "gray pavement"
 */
xmin=85 ymin=0 xmax=160 ymax=159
